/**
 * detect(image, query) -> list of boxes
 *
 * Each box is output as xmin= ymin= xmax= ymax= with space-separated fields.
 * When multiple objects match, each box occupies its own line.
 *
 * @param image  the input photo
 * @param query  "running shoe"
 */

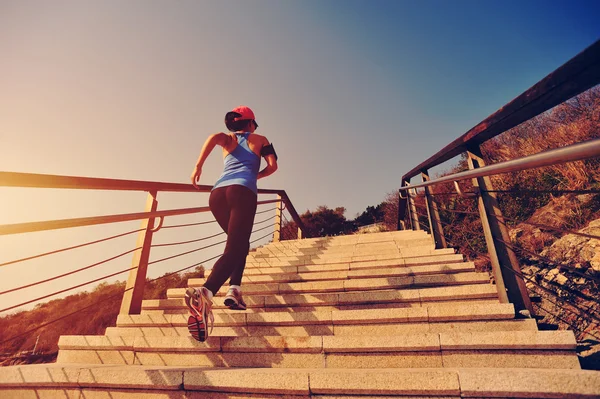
xmin=185 ymin=287 xmax=214 ymax=342
xmin=224 ymin=286 xmax=247 ymax=311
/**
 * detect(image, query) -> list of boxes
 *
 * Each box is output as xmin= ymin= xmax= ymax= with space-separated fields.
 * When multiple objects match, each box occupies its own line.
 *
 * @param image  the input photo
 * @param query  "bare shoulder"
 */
xmin=212 ymin=132 xmax=233 ymax=146
xmin=251 ymin=133 xmax=270 ymax=145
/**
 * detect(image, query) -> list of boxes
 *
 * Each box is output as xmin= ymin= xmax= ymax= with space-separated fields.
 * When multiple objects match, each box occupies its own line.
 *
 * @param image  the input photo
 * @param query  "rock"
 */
xmin=547 ymin=269 xmax=559 ymax=279
xmin=555 ymin=273 xmax=569 ymax=285
xmin=510 ymin=228 xmax=524 ymax=242
xmin=541 ymin=218 xmax=600 ymax=268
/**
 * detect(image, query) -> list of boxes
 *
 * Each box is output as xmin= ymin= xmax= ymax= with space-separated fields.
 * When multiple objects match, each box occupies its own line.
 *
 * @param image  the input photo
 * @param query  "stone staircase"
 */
xmin=2 ymin=230 xmax=599 ymax=398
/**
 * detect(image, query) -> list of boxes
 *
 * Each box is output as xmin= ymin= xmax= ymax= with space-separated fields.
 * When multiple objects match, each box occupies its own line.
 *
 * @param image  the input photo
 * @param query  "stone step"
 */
xmin=56 ymin=331 xmax=579 ymax=369
xmin=252 ymin=244 xmax=448 ymax=260
xmin=3 ymin=365 xmax=598 ymax=398
xmin=60 ymin=330 xmax=577 ymax=353
xmin=251 ymin=241 xmax=437 ymax=257
xmin=144 ymin=285 xmax=500 ymax=313
xmin=142 ymin=299 xmax=500 ymax=316
xmin=261 ymin=231 xmax=430 ymax=249
xmin=246 ymin=253 xmax=465 ymax=269
xmin=243 ymin=257 xmax=467 ymax=276
xmin=168 ymin=272 xmax=490 ymax=299
xmin=196 ymin=263 xmax=476 ymax=287
xmin=105 ymin=318 xmax=539 ymax=338
xmin=116 ymin=303 xmax=515 ymax=329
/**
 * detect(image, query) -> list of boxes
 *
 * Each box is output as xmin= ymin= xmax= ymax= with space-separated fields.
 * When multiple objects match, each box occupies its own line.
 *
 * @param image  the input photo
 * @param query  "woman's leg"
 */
xmin=227 ymin=186 xmax=257 ymax=286
xmin=203 ymin=185 xmax=257 ymax=295
xmin=208 ymin=187 xmax=230 ymax=234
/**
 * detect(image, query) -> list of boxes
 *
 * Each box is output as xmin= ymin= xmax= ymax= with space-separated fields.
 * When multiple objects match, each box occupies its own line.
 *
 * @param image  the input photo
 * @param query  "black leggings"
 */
xmin=203 ymin=185 xmax=257 ymax=295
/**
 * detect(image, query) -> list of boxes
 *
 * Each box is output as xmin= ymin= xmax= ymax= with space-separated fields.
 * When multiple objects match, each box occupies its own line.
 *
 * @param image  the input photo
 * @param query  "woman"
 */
xmin=186 ymin=105 xmax=278 ymax=342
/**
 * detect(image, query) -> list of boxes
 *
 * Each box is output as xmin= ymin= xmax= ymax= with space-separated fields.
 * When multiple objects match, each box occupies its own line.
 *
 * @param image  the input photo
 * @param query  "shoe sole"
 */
xmin=224 ymin=296 xmax=247 ymax=311
xmin=185 ymin=288 xmax=208 ymax=342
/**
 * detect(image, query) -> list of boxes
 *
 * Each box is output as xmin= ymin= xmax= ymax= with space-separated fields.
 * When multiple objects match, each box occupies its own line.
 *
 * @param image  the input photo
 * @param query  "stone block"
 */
xmin=184 ymin=368 xmax=310 ymax=395
xmin=221 ymin=336 xmax=323 ymax=353
xmin=413 ymin=272 xmax=489 ymax=287
xmin=133 ymin=352 xmax=219 ymax=367
xmin=0 ymin=365 xmax=81 ymax=387
xmin=116 ymin=314 xmax=171 ymax=327
xmin=404 ymin=254 xmax=464 ymax=266
xmin=187 ymin=393 xmax=308 ymax=399
xmin=278 ymin=280 xmax=344 ymax=294
xmin=56 ymin=350 xmax=135 ymax=365
xmin=349 ymin=257 xmax=403 ymax=266
xmin=428 ymin=319 xmax=538 ymax=333
xmin=166 ymin=289 xmax=185 ymax=299
xmin=427 ymin=303 xmax=515 ymax=322
xmin=323 ymin=334 xmax=440 ymax=352
xmin=241 ymin=283 xmax=279 ymax=295
xmin=78 ymin=366 xmax=183 ymax=390
xmin=337 ymin=289 xmax=420 ymax=305
xmin=247 ymin=310 xmax=332 ymax=326
xmin=400 ymin=247 xmax=455 ymax=257
xmin=442 ymin=350 xmax=581 ymax=369
xmin=0 ymin=389 xmax=81 ymax=399
xmin=308 ymin=369 xmax=460 ymax=396
xmin=331 ymin=307 xmax=427 ymax=325
xmin=439 ymin=331 xmax=577 ymax=350
xmin=457 ymin=368 xmax=600 ymax=397
xmin=141 ymin=299 xmax=182 ymax=310
xmin=343 ymin=276 xmax=413 ymax=291
xmin=247 ymin=325 xmax=334 ymax=336
xmin=297 ymin=264 xmax=350 ymax=273
xmin=133 ymin=336 xmax=221 ymax=352
xmin=419 ymin=284 xmax=497 ymax=302
xmin=265 ymin=293 xmax=339 ymax=308
xmin=81 ymin=389 xmax=186 ymax=399
xmin=324 ymin=352 xmax=442 ymax=368
xmin=58 ymin=336 xmax=135 ymax=351
xmin=333 ymin=323 xmax=431 ymax=336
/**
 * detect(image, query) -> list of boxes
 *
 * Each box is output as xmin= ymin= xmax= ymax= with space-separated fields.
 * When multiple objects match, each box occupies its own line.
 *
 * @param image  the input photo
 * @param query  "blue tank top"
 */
xmin=212 ymin=132 xmax=260 ymax=194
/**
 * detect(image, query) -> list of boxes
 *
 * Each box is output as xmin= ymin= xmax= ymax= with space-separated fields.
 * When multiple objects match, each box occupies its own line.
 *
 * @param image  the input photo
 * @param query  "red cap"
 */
xmin=232 ymin=105 xmax=257 ymax=126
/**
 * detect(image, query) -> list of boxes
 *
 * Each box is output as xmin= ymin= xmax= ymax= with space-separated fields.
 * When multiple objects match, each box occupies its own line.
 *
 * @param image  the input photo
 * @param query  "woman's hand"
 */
xmin=191 ymin=166 xmax=202 ymax=189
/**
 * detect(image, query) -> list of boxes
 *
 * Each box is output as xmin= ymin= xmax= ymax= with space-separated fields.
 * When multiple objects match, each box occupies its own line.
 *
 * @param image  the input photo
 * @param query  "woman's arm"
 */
xmin=258 ymin=137 xmax=278 ymax=180
xmin=191 ymin=133 xmax=229 ymax=188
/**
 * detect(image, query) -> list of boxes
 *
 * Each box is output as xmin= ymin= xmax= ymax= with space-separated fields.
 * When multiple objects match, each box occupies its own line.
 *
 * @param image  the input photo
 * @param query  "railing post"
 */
xmin=119 ymin=190 xmax=158 ymax=316
xmin=397 ymin=181 xmax=409 ymax=231
xmin=466 ymin=145 xmax=533 ymax=316
xmin=273 ymin=194 xmax=282 ymax=242
xmin=421 ymin=170 xmax=447 ymax=249
xmin=408 ymin=189 xmax=420 ymax=231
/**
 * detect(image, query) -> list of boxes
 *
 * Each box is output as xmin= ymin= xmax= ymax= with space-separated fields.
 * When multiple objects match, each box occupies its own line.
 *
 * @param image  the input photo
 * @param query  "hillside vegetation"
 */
xmin=409 ymin=86 xmax=600 ymax=366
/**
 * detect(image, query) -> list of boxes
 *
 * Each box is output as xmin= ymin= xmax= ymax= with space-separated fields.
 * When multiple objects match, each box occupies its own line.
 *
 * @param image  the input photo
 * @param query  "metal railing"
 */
xmin=398 ymin=39 xmax=600 ymax=328
xmin=0 ymin=172 xmax=305 ymax=319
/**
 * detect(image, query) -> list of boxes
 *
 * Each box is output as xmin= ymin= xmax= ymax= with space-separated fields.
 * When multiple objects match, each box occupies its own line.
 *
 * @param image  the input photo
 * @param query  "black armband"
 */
xmin=261 ymin=143 xmax=278 ymax=161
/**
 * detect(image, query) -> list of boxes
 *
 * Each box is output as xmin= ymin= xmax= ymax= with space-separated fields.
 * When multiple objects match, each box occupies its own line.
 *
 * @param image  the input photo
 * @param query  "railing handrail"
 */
xmin=0 ymin=171 xmax=282 ymax=195
xmin=399 ymin=138 xmax=600 ymax=192
xmin=0 ymin=199 xmax=282 ymax=236
xmin=0 ymin=171 xmax=307 ymax=234
xmin=402 ymin=39 xmax=600 ymax=181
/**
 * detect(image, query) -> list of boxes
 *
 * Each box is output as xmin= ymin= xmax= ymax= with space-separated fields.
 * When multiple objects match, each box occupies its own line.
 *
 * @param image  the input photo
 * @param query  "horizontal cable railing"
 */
xmin=398 ymin=39 xmax=600 ymax=339
xmin=0 ymin=225 xmax=278 ymax=346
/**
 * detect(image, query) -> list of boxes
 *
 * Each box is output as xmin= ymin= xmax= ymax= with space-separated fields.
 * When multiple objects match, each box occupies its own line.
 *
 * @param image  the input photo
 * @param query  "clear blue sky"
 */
xmin=1 ymin=0 xmax=599 ymax=311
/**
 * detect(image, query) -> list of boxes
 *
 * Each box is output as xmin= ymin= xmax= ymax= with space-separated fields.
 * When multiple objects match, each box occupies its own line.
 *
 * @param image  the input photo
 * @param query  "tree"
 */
xmin=281 ymin=206 xmax=354 ymax=239
xmin=354 ymin=204 xmax=384 ymax=227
